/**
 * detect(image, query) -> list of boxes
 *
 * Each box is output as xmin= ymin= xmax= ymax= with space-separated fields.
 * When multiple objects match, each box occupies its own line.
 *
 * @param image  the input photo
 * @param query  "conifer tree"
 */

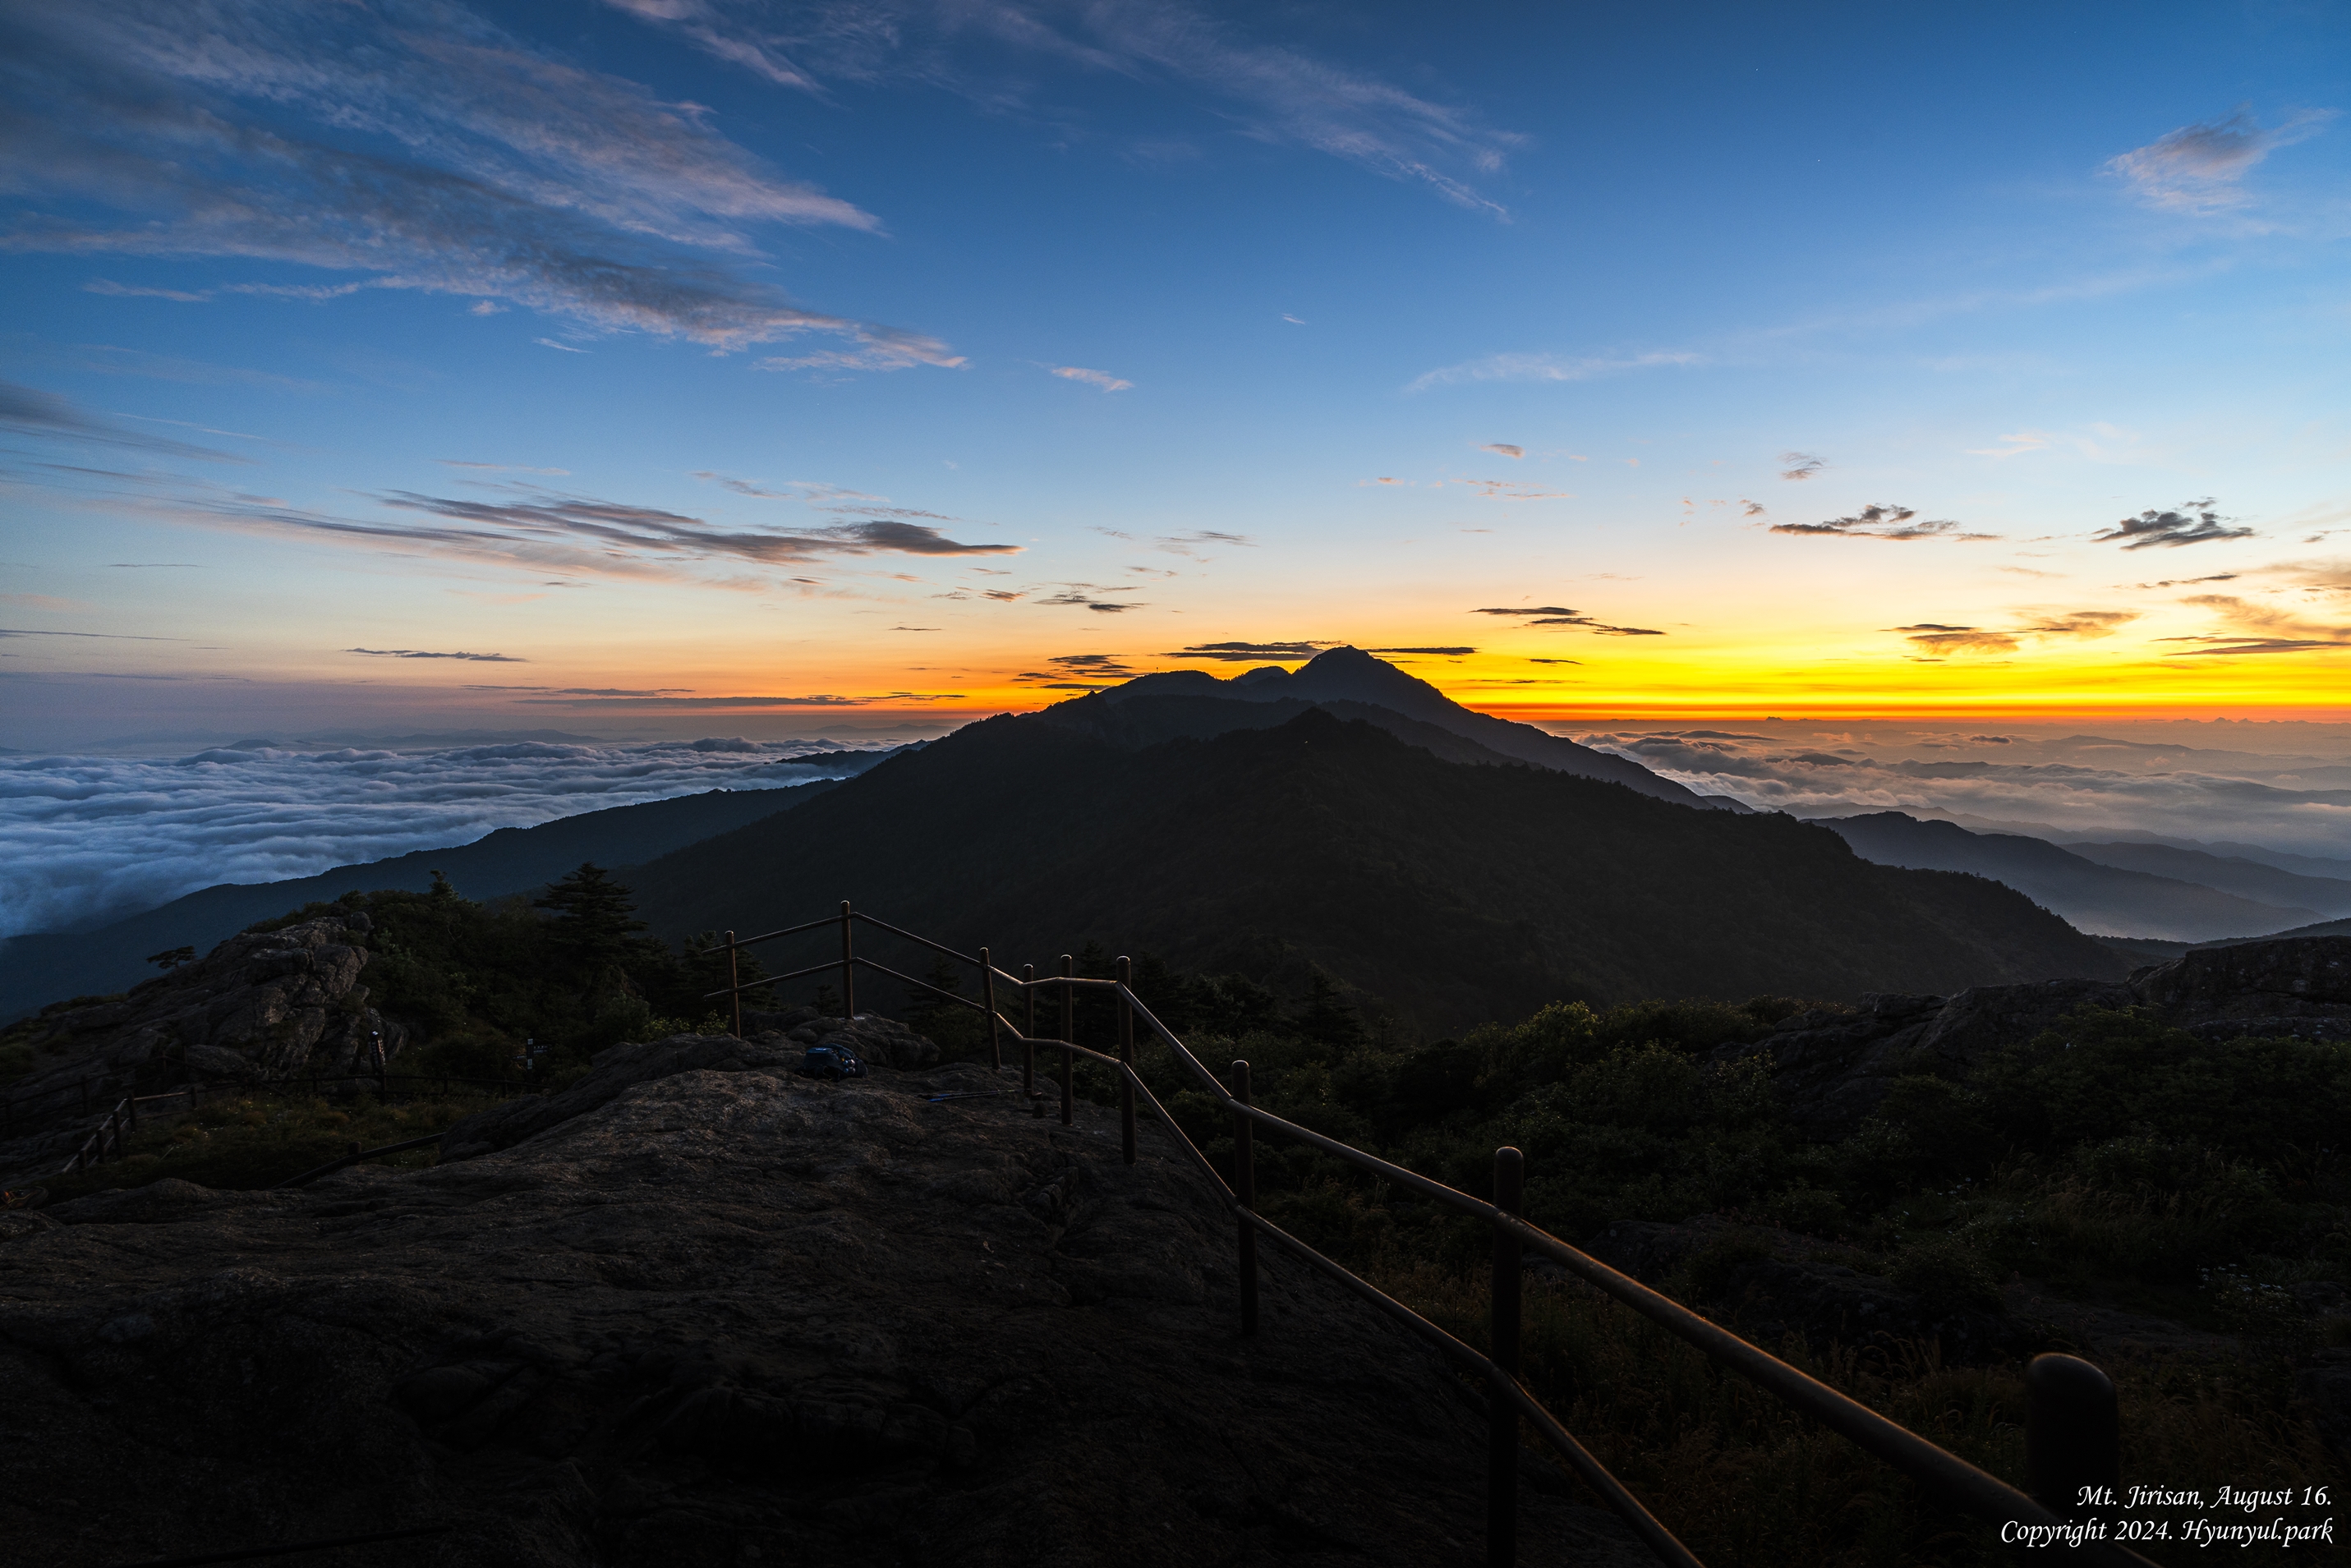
xmin=534 ymin=863 xmax=650 ymax=978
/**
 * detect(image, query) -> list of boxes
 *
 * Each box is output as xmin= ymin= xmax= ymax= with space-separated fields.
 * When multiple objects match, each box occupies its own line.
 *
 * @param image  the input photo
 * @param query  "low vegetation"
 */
xmin=918 ymin=953 xmax=2349 ymax=1567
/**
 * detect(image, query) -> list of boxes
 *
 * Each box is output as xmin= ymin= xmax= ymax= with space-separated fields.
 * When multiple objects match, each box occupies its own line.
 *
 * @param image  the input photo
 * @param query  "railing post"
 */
xmin=125 ymin=1092 xmax=138 ymax=1133
xmin=981 ymin=948 xmax=1003 ymax=1071
xmin=839 ymin=901 xmax=856 ymax=1018
xmin=372 ymin=1030 xmax=388 ymax=1104
xmin=1116 ymin=955 xmax=1136 ymax=1165
xmin=1232 ymin=1060 xmax=1258 ymax=1337
xmin=1023 ymin=964 xmax=1038 ymax=1115
xmin=1058 ymin=954 xmax=1074 ymax=1127
xmin=2027 ymin=1353 xmax=2118 ymax=1523
xmin=1488 ymin=1147 xmax=1525 ymax=1568
xmin=725 ymin=929 xmax=742 ymax=1038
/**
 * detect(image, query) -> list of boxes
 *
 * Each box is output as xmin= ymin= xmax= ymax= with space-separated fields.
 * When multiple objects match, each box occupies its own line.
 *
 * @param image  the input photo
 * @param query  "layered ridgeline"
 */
xmin=627 ymin=692 xmax=2124 ymax=1030
xmin=1815 ymin=812 xmax=2337 ymax=944
xmin=0 ymin=777 xmax=858 ymax=1024
xmin=1059 ymin=646 xmax=1741 ymax=808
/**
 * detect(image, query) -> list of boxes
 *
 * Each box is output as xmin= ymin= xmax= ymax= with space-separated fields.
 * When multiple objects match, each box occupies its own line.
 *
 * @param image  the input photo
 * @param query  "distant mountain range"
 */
xmin=0 ymin=778 xmax=853 ymax=1023
xmin=623 ymin=693 xmax=2125 ymax=1030
xmin=19 ymin=649 xmax=2343 ymax=1027
xmin=1812 ymin=812 xmax=2351 ymax=943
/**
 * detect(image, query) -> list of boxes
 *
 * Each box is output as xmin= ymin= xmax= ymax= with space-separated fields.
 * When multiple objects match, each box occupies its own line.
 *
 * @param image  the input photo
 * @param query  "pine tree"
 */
xmin=534 ymin=863 xmax=650 ymax=977
xmin=1293 ymin=972 xmax=1369 ymax=1051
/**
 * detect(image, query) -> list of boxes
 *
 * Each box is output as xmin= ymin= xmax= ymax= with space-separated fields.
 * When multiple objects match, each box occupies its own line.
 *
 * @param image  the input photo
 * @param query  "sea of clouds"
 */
xmin=1570 ymin=724 xmax=2351 ymax=863
xmin=0 ymin=738 xmax=888 ymax=939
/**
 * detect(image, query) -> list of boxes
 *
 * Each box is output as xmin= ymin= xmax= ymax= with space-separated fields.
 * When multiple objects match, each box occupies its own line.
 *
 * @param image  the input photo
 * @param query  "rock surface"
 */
xmin=1 ymin=913 xmax=399 ymax=1175
xmin=0 ymin=1045 xmax=1648 ymax=1566
xmin=1723 ymin=936 xmax=2351 ymax=1135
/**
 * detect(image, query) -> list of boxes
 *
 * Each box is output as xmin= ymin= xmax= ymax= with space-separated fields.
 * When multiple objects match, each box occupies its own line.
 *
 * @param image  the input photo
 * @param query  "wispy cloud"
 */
xmin=1479 ymin=443 xmax=1523 ymax=459
xmin=2159 ymin=593 xmax=2351 ymax=656
xmin=346 ymin=646 xmax=525 ymax=662
xmin=1050 ymin=365 xmax=1134 ymax=392
xmin=83 ymin=278 xmax=210 ymax=302
xmin=0 ymin=378 xmax=246 ymax=464
xmin=601 ymin=0 xmax=1522 ymax=216
xmin=1772 ymin=503 xmax=1995 ymax=541
xmin=2091 ymin=499 xmax=2254 ymax=550
xmin=1369 ymin=646 xmax=1474 ymax=655
xmin=439 ymin=459 xmax=571 ymax=476
xmin=1778 ymin=452 xmax=1825 ymax=481
xmin=1892 ymin=609 xmax=2137 ymax=657
xmin=2 ymin=2 xmax=959 ymax=366
xmin=1408 ymin=349 xmax=1699 ymax=392
xmin=1470 ymin=605 xmax=1659 ymax=635
xmin=45 ymin=471 xmax=1021 ymax=588
xmin=1163 ymin=641 xmax=1327 ymax=661
xmin=2106 ymin=108 xmax=2335 ymax=213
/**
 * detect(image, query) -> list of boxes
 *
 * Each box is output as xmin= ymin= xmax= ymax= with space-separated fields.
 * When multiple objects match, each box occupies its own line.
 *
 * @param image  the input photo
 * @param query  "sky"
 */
xmin=3 ymin=0 xmax=2349 ymax=753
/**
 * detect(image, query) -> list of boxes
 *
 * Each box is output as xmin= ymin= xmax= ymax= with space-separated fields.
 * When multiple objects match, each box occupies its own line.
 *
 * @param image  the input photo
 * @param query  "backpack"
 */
xmin=799 ymin=1043 xmax=868 ymax=1081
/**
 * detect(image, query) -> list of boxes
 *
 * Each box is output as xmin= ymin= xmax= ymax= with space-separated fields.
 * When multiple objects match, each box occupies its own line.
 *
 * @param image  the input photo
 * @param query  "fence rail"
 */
xmin=706 ymin=904 xmax=2152 ymax=1568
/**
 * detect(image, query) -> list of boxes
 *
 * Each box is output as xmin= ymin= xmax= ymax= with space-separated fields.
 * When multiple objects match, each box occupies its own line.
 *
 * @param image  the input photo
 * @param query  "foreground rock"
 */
xmin=1727 ymin=936 xmax=2351 ymax=1135
xmin=0 ymin=1047 xmax=1645 ymax=1566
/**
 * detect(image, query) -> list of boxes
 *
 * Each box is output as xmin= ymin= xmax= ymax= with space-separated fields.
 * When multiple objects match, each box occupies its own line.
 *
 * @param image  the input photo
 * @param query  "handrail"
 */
xmin=272 ymin=1133 xmax=446 ymax=1190
xmin=637 ymin=904 xmax=2156 ymax=1568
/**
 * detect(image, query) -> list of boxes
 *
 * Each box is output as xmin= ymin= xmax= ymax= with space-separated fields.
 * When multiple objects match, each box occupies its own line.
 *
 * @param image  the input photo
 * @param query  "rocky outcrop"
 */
xmin=2133 ymin=935 xmax=2351 ymax=1017
xmin=1725 ymin=937 xmax=2351 ymax=1136
xmin=0 ymin=1046 xmax=1648 ymax=1566
xmin=1 ymin=913 xmax=398 ymax=1177
xmin=746 ymin=1006 xmax=944 ymax=1070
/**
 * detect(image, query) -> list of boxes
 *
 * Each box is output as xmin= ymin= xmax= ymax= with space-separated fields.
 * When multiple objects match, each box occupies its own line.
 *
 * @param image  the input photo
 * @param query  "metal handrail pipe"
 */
xmin=1232 ymin=1100 xmax=1492 ymax=1216
xmin=270 ymin=1132 xmax=445 ymax=1190
xmin=728 ymin=916 xmax=843 ymax=948
xmin=1493 ymin=1377 xmax=1707 ymax=1568
xmin=700 ymin=959 xmax=846 ymax=1000
xmin=1495 ymin=1219 xmax=2142 ymax=1557
xmin=848 ymin=956 xmax=987 ymax=1013
xmin=1120 ymin=1063 xmax=1235 ymax=1202
xmin=846 ymin=913 xmax=989 ymax=970
xmin=1237 ymin=1206 xmax=1702 ymax=1568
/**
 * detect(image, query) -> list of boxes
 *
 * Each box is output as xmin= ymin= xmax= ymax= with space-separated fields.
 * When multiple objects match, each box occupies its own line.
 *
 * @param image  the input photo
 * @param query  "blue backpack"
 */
xmin=799 ymin=1043 xmax=868 ymax=1081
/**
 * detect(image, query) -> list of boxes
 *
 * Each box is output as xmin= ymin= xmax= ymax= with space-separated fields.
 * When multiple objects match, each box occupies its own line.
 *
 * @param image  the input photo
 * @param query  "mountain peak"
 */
xmin=1065 ymin=650 xmax=1718 ymax=808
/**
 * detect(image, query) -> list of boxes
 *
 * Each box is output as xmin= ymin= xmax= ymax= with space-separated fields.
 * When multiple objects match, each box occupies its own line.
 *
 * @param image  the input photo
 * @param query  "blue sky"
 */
xmin=2 ymin=0 xmax=2348 ymax=749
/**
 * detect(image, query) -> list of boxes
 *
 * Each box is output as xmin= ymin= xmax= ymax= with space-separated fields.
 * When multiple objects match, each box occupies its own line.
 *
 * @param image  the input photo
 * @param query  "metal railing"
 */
xmin=706 ymin=904 xmax=2152 ymax=1568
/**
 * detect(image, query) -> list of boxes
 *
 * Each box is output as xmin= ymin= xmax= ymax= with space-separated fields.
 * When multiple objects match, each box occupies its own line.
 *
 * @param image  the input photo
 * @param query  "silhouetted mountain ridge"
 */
xmin=1815 ymin=812 xmax=2316 ymax=942
xmin=626 ymin=707 xmax=2126 ymax=1030
xmin=1091 ymin=647 xmax=1730 ymax=807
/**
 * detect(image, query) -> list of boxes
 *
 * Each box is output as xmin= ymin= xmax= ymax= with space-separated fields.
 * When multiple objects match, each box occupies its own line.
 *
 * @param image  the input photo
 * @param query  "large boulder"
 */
xmin=2132 ymin=936 xmax=2351 ymax=1018
xmin=1 ymin=913 xmax=400 ymax=1179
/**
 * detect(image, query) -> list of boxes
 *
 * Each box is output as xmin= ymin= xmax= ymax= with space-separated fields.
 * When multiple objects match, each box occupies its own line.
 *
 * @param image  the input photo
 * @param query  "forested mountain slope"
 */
xmin=628 ymin=710 xmax=2126 ymax=1030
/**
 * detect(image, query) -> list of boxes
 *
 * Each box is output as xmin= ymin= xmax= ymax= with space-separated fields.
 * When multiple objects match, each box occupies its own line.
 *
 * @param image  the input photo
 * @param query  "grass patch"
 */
xmin=40 ymin=1086 xmax=514 ymax=1202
